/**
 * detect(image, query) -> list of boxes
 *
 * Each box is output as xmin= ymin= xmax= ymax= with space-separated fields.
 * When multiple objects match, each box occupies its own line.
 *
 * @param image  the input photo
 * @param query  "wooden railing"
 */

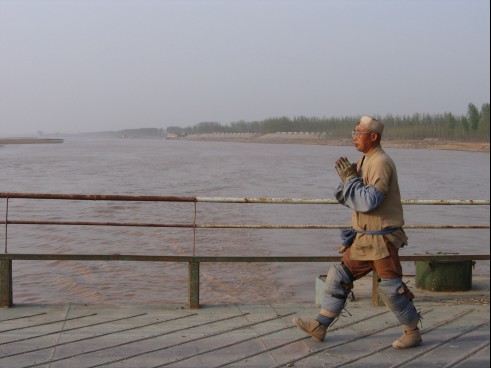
xmin=1 ymin=193 xmax=489 ymax=308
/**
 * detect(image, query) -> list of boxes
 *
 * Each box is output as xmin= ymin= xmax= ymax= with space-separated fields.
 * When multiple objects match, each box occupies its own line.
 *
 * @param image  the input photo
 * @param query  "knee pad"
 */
xmin=378 ymin=278 xmax=419 ymax=325
xmin=378 ymin=278 xmax=414 ymax=300
xmin=378 ymin=277 xmax=403 ymax=297
xmin=320 ymin=263 xmax=355 ymax=313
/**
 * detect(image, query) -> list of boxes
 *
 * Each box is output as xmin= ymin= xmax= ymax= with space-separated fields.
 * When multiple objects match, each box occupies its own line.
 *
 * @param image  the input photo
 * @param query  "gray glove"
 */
xmin=335 ymin=157 xmax=357 ymax=182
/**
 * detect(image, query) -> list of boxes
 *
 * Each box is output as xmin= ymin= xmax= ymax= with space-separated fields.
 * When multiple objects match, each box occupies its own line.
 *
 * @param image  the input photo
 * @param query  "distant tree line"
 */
xmin=118 ymin=128 xmax=166 ymax=138
xmin=81 ymin=127 xmax=166 ymax=138
xmin=167 ymin=102 xmax=489 ymax=141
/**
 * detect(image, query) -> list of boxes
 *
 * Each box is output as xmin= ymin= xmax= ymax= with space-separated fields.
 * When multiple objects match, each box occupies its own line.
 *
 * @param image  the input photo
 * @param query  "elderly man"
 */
xmin=293 ymin=116 xmax=421 ymax=349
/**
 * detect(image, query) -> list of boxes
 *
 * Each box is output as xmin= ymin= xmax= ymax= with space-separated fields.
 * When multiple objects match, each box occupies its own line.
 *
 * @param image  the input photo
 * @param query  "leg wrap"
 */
xmin=320 ymin=263 xmax=355 ymax=315
xmin=378 ymin=278 xmax=419 ymax=325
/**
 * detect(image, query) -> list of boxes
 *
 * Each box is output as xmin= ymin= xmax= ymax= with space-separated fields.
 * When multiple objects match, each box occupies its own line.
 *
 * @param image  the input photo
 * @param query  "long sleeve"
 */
xmin=334 ymin=177 xmax=384 ymax=213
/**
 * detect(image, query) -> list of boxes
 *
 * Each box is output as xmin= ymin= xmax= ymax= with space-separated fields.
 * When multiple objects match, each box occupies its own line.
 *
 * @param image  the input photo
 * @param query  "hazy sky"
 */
xmin=1 ymin=0 xmax=489 ymax=135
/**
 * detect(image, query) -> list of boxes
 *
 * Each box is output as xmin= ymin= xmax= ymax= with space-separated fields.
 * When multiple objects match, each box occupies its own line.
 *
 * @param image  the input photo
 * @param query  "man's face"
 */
xmin=352 ymin=126 xmax=377 ymax=153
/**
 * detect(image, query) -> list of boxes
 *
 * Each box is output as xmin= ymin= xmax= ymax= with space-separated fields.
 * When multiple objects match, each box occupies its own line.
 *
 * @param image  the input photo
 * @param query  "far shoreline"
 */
xmin=175 ymin=133 xmax=490 ymax=152
xmin=1 ymin=135 xmax=489 ymax=152
xmin=0 ymin=137 xmax=64 ymax=145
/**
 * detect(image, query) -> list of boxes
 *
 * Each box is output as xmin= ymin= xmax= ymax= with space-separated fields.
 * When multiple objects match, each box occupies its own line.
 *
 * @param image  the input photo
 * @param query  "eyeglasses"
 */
xmin=351 ymin=130 xmax=372 ymax=137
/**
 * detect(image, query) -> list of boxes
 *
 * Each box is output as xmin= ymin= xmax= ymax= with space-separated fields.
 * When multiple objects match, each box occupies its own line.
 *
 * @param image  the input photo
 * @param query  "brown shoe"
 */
xmin=392 ymin=319 xmax=422 ymax=349
xmin=293 ymin=317 xmax=327 ymax=342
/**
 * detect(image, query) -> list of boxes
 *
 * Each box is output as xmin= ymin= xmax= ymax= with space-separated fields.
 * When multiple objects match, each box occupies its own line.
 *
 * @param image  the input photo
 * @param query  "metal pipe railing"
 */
xmin=0 ymin=192 xmax=489 ymax=309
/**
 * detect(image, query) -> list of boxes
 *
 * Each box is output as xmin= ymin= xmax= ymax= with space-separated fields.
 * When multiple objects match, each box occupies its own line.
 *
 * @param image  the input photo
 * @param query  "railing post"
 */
xmin=189 ymin=260 xmax=200 ymax=309
xmin=0 ymin=259 xmax=13 ymax=307
xmin=371 ymin=270 xmax=384 ymax=307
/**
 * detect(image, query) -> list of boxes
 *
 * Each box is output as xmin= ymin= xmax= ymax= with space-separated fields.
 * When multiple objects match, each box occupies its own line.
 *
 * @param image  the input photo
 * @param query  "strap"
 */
xmin=340 ymin=227 xmax=400 ymax=248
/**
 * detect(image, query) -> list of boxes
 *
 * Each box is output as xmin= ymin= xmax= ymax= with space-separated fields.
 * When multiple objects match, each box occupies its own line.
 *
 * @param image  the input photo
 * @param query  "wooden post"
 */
xmin=188 ymin=261 xmax=200 ymax=309
xmin=0 ymin=259 xmax=13 ymax=307
xmin=371 ymin=270 xmax=384 ymax=307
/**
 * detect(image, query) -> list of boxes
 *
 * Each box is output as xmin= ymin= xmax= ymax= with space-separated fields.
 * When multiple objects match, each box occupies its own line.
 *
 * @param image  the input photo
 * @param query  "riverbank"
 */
xmin=177 ymin=132 xmax=490 ymax=152
xmin=0 ymin=137 xmax=64 ymax=145
xmin=1 ymin=135 xmax=488 ymax=152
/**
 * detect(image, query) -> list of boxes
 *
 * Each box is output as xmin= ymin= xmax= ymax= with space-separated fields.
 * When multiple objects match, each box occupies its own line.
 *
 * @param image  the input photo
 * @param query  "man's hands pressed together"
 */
xmin=335 ymin=157 xmax=357 ymax=183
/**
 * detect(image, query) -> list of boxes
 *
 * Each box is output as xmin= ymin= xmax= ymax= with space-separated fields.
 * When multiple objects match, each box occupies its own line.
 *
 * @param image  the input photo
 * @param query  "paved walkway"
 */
xmin=1 ymin=276 xmax=489 ymax=368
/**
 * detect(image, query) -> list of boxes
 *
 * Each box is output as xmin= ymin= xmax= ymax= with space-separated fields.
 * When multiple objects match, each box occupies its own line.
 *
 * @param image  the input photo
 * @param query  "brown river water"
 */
xmin=1 ymin=137 xmax=489 ymax=305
